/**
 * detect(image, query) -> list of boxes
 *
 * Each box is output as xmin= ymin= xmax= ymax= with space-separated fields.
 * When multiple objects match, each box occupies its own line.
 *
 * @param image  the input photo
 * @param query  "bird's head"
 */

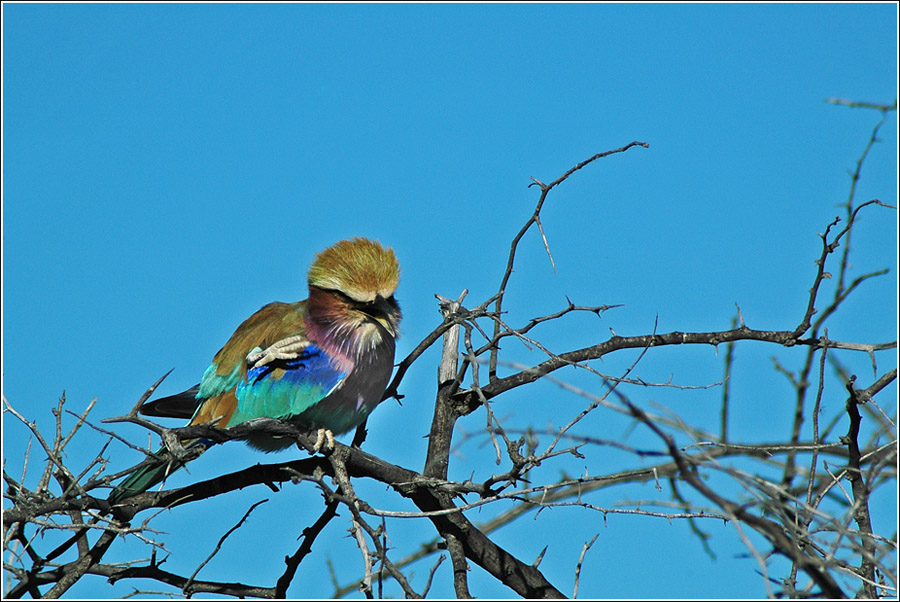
xmin=307 ymin=238 xmax=402 ymax=347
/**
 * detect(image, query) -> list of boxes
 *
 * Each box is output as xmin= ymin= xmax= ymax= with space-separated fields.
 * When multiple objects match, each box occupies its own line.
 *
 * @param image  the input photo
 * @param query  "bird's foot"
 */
xmin=246 ymin=335 xmax=307 ymax=368
xmin=311 ymin=428 xmax=335 ymax=454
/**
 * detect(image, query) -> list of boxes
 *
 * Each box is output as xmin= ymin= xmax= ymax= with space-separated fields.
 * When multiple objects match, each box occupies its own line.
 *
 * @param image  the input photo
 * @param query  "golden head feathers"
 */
xmin=307 ymin=238 xmax=400 ymax=302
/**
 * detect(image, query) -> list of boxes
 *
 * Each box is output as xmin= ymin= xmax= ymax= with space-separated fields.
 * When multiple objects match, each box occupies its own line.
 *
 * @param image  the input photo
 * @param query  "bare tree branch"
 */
xmin=4 ymin=130 xmax=894 ymax=599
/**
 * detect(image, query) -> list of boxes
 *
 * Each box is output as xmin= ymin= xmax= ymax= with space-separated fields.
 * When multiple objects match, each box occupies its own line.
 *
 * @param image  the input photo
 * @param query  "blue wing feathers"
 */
xmin=231 ymin=345 xmax=347 ymax=424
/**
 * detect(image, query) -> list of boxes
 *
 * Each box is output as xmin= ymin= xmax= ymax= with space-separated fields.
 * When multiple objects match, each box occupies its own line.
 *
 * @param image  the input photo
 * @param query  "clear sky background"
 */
xmin=2 ymin=3 xmax=897 ymax=599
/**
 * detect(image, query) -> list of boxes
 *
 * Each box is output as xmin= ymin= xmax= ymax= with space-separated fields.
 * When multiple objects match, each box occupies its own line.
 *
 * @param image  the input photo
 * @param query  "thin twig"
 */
xmin=573 ymin=533 xmax=599 ymax=598
xmin=184 ymin=499 xmax=268 ymax=594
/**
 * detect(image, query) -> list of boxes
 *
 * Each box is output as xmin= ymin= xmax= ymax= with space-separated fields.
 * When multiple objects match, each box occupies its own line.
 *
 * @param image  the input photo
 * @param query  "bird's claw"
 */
xmin=311 ymin=428 xmax=335 ymax=454
xmin=246 ymin=335 xmax=308 ymax=368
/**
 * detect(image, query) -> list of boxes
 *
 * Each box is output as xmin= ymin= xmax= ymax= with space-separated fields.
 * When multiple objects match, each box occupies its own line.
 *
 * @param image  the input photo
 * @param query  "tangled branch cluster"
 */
xmin=4 ymin=115 xmax=897 ymax=598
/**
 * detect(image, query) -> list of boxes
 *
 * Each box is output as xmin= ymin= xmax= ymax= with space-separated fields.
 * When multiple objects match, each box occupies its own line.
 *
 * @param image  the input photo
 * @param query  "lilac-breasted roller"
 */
xmin=109 ymin=238 xmax=401 ymax=504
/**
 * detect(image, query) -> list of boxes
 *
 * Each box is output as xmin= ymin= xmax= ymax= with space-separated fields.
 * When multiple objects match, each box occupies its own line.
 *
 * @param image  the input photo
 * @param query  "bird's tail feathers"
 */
xmin=108 ymin=439 xmax=207 ymax=505
xmin=139 ymin=385 xmax=202 ymax=419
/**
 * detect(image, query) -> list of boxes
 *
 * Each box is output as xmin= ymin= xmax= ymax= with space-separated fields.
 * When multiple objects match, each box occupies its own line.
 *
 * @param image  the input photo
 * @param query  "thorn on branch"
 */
xmin=533 ymin=545 xmax=548 ymax=568
xmin=528 ymin=176 xmax=547 ymax=190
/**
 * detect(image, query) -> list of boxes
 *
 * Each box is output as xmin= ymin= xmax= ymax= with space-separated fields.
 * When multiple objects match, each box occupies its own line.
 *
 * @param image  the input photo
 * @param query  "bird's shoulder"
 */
xmin=199 ymin=301 xmax=309 ymax=398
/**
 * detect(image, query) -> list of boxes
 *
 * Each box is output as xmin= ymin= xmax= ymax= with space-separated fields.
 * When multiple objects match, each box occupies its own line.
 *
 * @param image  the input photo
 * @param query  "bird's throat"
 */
xmin=305 ymin=287 xmax=386 ymax=373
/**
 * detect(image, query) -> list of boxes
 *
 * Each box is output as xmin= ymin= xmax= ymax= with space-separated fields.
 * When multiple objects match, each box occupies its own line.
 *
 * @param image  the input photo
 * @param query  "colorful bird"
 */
xmin=109 ymin=238 xmax=401 ymax=504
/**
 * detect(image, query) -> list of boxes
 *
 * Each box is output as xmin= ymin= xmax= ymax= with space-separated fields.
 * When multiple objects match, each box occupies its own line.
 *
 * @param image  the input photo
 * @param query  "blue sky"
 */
xmin=2 ymin=3 xmax=897 ymax=599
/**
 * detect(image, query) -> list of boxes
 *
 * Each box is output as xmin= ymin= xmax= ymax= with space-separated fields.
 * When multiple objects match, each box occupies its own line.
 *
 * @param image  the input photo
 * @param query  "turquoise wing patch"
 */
xmin=196 ymin=361 xmax=244 ymax=400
